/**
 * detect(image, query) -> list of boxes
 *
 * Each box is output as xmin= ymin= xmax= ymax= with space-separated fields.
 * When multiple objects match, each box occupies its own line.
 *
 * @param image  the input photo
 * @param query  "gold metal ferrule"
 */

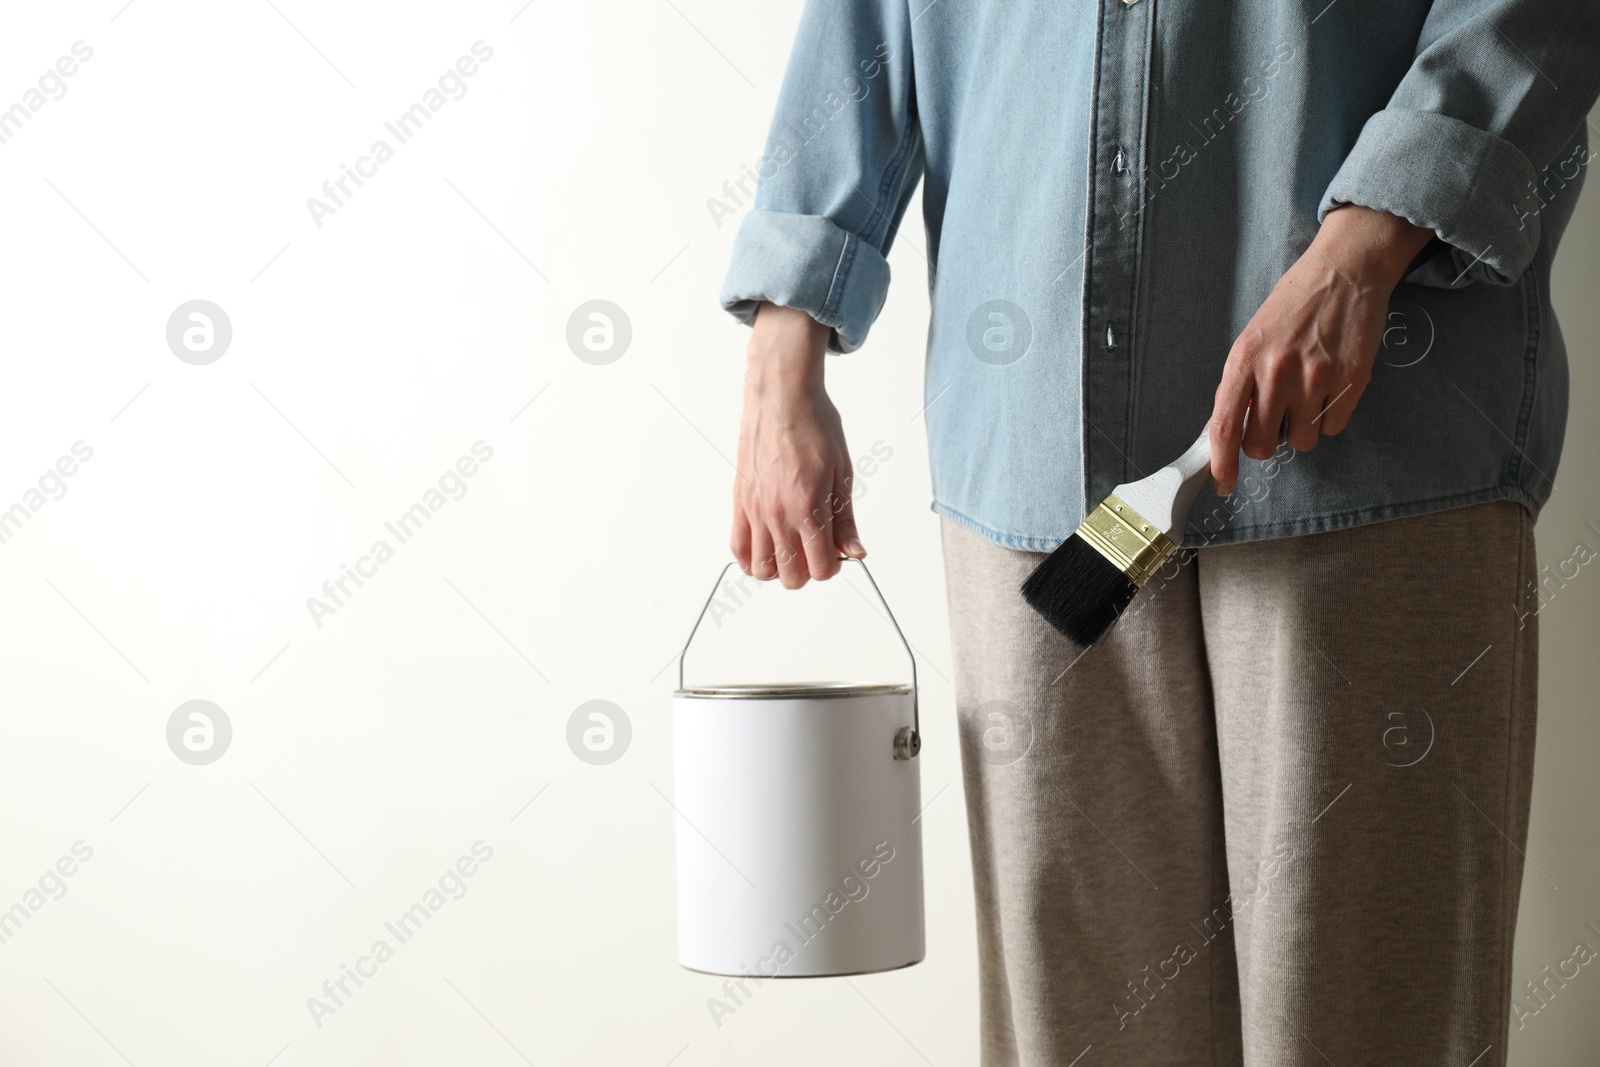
xmin=1075 ymin=494 xmax=1176 ymax=585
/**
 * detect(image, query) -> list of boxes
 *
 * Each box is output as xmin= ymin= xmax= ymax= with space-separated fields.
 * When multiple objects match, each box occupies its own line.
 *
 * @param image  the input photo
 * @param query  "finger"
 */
xmin=771 ymin=521 xmax=810 ymax=589
xmin=749 ymin=521 xmax=777 ymax=581
xmin=1241 ymin=378 xmax=1284 ymax=461
xmin=1319 ymin=380 xmax=1362 ymax=436
xmin=730 ymin=506 xmax=753 ymax=575
xmin=1210 ymin=368 xmax=1253 ymax=498
xmin=799 ymin=496 xmax=840 ymax=582
xmin=832 ymin=469 xmax=865 ymax=559
xmin=1285 ymin=394 xmax=1321 ymax=452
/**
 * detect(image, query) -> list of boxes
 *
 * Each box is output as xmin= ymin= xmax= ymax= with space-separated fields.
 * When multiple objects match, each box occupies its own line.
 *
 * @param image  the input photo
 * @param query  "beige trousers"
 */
xmin=940 ymin=500 xmax=1539 ymax=1067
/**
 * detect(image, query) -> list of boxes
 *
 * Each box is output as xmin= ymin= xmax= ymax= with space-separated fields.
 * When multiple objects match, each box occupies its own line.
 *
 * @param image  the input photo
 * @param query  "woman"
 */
xmin=718 ymin=2 xmax=1599 ymax=1063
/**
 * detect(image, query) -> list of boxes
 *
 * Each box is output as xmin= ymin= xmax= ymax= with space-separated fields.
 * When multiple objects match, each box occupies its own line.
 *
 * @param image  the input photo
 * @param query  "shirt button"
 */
xmin=1113 ymin=147 xmax=1128 ymax=174
xmin=1122 ymin=0 xmax=1141 ymax=6
xmin=1106 ymin=322 xmax=1118 ymax=350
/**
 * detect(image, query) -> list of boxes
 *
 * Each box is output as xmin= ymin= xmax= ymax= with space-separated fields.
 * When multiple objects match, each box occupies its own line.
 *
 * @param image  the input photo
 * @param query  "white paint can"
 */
xmin=671 ymin=561 xmax=925 ymax=978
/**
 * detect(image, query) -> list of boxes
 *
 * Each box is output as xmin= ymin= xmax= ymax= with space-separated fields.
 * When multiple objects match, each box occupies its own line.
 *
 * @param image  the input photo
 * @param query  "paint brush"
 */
xmin=1020 ymin=428 xmax=1213 ymax=646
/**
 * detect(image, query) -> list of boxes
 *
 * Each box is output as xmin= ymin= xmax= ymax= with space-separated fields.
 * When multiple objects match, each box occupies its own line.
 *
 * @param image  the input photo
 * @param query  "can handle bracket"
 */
xmin=678 ymin=558 xmax=921 ymax=759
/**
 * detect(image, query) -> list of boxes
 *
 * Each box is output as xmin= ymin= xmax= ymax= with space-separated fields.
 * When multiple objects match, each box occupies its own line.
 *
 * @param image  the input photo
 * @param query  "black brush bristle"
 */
xmin=1020 ymin=532 xmax=1139 ymax=647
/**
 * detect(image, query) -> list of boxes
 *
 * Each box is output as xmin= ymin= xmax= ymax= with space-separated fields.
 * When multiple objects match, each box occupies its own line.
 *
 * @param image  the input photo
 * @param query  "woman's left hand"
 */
xmin=1208 ymin=204 xmax=1436 ymax=498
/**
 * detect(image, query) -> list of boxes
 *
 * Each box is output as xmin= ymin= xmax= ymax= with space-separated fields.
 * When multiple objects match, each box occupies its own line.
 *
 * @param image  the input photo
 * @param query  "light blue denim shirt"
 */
xmin=719 ymin=0 xmax=1600 ymax=550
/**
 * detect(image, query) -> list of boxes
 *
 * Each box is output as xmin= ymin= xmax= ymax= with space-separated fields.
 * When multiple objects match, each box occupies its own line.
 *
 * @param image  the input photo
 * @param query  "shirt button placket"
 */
xmin=1081 ymin=0 xmax=1150 ymax=510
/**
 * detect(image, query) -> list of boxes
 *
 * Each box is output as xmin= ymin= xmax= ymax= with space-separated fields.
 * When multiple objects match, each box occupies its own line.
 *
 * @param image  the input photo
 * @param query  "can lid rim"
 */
xmin=673 ymin=681 xmax=912 ymax=699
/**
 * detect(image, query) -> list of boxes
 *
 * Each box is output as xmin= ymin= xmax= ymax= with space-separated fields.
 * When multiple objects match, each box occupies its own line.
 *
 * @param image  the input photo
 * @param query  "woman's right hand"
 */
xmin=731 ymin=302 xmax=865 ymax=589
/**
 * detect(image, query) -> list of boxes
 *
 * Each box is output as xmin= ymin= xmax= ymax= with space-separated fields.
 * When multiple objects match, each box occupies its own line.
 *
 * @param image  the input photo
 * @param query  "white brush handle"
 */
xmin=1109 ymin=428 xmax=1213 ymax=540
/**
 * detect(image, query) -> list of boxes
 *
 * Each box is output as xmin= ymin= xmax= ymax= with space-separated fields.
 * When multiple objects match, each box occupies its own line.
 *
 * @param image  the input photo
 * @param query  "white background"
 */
xmin=0 ymin=2 xmax=1594 ymax=1064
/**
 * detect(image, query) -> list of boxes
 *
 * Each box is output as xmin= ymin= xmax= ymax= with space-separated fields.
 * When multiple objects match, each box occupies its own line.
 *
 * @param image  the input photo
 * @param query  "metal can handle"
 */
xmin=677 ymin=558 xmax=921 ymax=760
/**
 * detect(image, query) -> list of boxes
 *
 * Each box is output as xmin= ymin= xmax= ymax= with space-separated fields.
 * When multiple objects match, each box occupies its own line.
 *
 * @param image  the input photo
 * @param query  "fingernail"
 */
xmin=845 ymin=538 xmax=866 ymax=558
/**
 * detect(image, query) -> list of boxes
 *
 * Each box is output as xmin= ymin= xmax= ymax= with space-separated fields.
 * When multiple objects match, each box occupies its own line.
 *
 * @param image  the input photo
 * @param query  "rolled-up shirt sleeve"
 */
xmin=1317 ymin=0 xmax=1600 ymax=287
xmin=719 ymin=0 xmax=923 ymax=352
